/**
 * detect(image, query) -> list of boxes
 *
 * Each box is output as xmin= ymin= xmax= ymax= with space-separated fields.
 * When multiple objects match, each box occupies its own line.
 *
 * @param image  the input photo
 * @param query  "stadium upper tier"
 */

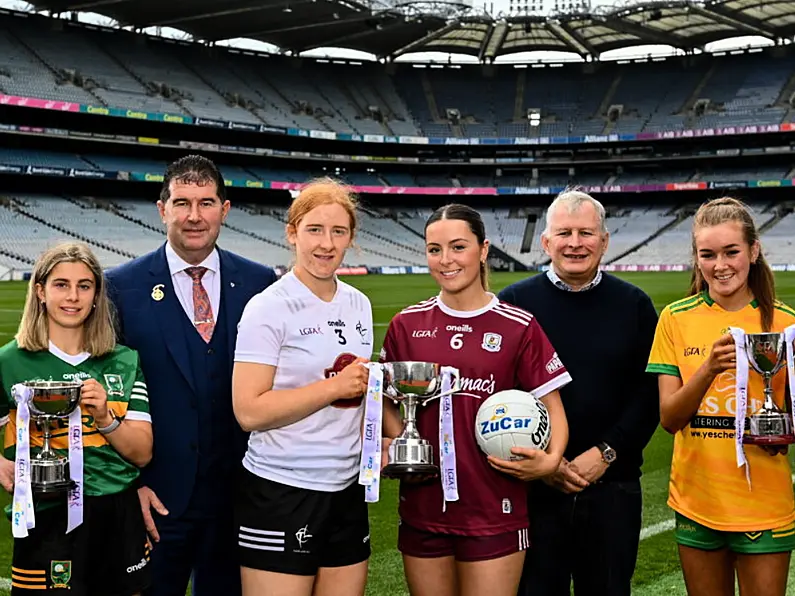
xmin=1 ymin=13 xmax=794 ymax=140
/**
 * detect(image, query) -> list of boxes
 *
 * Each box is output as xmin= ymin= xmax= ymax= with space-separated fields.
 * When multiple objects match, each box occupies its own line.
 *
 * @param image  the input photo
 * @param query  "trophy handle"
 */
xmin=420 ymin=367 xmax=460 ymax=406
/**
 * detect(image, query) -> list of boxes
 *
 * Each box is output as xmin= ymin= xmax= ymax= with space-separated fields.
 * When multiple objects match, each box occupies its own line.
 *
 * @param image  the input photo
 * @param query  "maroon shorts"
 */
xmin=397 ymin=521 xmax=530 ymax=562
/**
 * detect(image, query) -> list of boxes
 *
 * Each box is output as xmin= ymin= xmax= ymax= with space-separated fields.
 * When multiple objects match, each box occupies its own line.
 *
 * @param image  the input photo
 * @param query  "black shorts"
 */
xmin=11 ymin=485 xmax=150 ymax=596
xmin=235 ymin=467 xmax=371 ymax=576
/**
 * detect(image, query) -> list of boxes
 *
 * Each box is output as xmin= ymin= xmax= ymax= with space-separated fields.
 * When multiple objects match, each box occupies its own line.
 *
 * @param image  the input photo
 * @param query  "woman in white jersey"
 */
xmin=233 ymin=178 xmax=401 ymax=596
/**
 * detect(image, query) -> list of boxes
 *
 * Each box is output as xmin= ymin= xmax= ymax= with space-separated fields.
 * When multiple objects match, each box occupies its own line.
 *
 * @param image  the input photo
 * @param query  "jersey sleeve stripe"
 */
xmin=669 ymin=294 xmax=702 ymax=311
xmin=530 ymin=372 xmax=572 ymax=399
xmin=133 ymin=381 xmax=147 ymax=389
xmin=774 ymin=303 xmax=795 ymax=318
xmin=132 ymin=388 xmax=148 ymax=396
xmin=401 ymin=297 xmax=438 ymax=314
xmin=492 ymin=307 xmax=530 ymax=326
xmin=401 ymin=302 xmax=438 ymax=315
xmin=495 ymin=302 xmax=534 ymax=322
xmin=670 ymin=299 xmax=704 ymax=315
xmin=646 ymin=363 xmax=680 ymax=376
xmin=131 ymin=395 xmax=149 ymax=403
xmin=125 ymin=411 xmax=152 ymax=423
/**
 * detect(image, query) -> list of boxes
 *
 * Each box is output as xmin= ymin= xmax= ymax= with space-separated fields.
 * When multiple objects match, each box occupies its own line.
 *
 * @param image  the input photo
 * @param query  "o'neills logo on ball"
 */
xmin=325 ymin=353 xmax=363 ymax=408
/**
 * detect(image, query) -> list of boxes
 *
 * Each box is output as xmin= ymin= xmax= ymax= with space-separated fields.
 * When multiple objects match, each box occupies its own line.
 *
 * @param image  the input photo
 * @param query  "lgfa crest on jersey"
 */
xmin=104 ymin=373 xmax=124 ymax=396
xmin=482 ymin=332 xmax=502 ymax=353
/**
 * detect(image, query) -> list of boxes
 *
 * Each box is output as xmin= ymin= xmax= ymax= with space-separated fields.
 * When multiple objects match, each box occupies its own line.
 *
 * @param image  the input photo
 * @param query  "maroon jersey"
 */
xmin=380 ymin=295 xmax=571 ymax=536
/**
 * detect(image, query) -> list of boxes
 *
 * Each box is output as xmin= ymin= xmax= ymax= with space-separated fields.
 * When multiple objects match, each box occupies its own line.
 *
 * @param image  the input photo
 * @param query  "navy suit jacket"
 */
xmin=105 ymin=243 xmax=277 ymax=518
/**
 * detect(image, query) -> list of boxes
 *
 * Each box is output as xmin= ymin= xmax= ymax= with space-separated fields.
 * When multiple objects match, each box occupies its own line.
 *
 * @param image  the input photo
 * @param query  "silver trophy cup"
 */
xmin=24 ymin=380 xmax=82 ymax=494
xmin=743 ymin=333 xmax=795 ymax=445
xmin=381 ymin=361 xmax=459 ymax=479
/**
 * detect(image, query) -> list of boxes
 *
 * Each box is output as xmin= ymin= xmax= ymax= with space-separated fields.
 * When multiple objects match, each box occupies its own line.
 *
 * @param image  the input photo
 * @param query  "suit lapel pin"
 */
xmin=151 ymin=284 xmax=165 ymax=301
xmin=230 ymin=282 xmax=235 ymax=288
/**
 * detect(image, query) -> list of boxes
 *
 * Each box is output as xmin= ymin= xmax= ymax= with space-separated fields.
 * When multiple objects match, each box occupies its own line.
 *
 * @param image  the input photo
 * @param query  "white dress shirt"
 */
xmin=165 ymin=243 xmax=221 ymax=323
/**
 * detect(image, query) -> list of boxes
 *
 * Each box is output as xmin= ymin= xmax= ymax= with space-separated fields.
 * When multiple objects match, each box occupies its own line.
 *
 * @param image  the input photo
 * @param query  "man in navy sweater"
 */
xmin=499 ymin=190 xmax=659 ymax=596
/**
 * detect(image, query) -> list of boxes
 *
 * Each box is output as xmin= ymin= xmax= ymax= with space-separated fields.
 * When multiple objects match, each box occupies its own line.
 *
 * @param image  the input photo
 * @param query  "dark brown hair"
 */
xmin=425 ymin=203 xmax=489 ymax=291
xmin=159 ymin=155 xmax=226 ymax=203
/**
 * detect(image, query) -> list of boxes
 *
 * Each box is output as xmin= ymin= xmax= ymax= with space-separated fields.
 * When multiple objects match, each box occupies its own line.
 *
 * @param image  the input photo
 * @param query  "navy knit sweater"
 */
xmin=498 ymin=272 xmax=660 ymax=482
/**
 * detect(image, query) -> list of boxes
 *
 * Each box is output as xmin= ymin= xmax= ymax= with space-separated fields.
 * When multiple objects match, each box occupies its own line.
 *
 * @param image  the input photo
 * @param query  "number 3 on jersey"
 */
xmin=450 ymin=333 xmax=464 ymax=350
xmin=335 ymin=329 xmax=347 ymax=345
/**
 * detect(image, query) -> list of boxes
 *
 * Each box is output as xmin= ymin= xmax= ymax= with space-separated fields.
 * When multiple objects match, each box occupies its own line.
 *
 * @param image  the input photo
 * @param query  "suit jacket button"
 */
xmin=207 ymin=348 xmax=214 ymax=355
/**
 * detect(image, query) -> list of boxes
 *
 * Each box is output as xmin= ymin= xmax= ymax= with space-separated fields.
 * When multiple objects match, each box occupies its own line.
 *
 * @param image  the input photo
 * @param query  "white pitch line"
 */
xmin=640 ymin=519 xmax=675 ymax=540
xmin=639 ymin=473 xmax=795 ymax=542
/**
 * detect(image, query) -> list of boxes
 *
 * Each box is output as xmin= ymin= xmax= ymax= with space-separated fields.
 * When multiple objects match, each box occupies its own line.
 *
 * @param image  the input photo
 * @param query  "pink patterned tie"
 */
xmin=185 ymin=267 xmax=215 ymax=343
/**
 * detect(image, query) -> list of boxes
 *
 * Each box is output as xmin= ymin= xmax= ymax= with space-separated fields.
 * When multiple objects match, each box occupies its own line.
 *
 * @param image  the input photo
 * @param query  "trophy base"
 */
xmin=381 ymin=462 xmax=439 ymax=480
xmin=743 ymin=411 xmax=795 ymax=445
xmin=742 ymin=434 xmax=795 ymax=446
xmin=382 ymin=437 xmax=437 ymax=480
xmin=31 ymin=459 xmax=74 ymax=496
xmin=33 ymin=479 xmax=77 ymax=496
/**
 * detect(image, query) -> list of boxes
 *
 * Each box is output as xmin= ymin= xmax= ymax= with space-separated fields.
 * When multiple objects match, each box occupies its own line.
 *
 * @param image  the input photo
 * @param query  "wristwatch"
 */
xmin=97 ymin=411 xmax=122 ymax=435
xmin=597 ymin=442 xmax=617 ymax=465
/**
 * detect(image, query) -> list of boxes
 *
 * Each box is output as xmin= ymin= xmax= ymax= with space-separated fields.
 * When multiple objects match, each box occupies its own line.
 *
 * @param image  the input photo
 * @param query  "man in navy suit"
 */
xmin=106 ymin=155 xmax=278 ymax=596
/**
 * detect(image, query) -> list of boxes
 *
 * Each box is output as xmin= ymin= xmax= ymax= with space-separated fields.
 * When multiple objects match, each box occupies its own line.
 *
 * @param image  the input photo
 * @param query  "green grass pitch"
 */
xmin=0 ymin=271 xmax=792 ymax=595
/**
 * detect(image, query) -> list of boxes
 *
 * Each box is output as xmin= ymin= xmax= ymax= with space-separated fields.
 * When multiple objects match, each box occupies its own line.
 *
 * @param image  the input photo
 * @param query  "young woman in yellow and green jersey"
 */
xmin=647 ymin=197 xmax=795 ymax=596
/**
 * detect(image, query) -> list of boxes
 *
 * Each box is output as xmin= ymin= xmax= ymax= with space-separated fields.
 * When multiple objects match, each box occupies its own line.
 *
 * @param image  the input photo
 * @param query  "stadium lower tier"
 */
xmin=0 ymin=194 xmax=793 ymax=275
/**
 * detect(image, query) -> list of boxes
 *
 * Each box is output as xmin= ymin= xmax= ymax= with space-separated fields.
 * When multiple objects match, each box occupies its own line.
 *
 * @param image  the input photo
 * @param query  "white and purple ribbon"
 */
xmin=439 ymin=366 xmax=460 ymax=512
xmin=729 ymin=327 xmax=751 ymax=489
xmin=358 ymin=363 xmax=383 ymax=503
xmin=66 ymin=407 xmax=83 ymax=533
xmin=784 ymin=325 xmax=795 ymax=441
xmin=11 ymin=383 xmax=35 ymax=539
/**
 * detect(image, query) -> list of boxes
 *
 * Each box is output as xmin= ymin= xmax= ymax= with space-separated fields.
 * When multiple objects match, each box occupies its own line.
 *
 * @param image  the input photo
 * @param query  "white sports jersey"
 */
xmin=234 ymin=271 xmax=374 ymax=492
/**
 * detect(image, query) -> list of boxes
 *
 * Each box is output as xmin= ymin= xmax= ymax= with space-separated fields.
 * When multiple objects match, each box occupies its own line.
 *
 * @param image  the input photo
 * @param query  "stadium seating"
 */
xmin=0 ymin=13 xmax=793 ymax=139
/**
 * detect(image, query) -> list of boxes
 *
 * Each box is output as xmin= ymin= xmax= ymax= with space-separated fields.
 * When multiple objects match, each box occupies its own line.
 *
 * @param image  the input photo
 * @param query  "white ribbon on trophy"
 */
xmin=359 ymin=363 xmax=383 ymax=503
xmin=784 ymin=324 xmax=795 ymax=448
xmin=66 ymin=406 xmax=83 ymax=534
xmin=10 ymin=382 xmax=85 ymax=537
xmin=11 ymin=383 xmax=35 ymax=539
xmin=728 ymin=327 xmax=752 ymax=489
xmin=439 ymin=366 xmax=459 ymax=511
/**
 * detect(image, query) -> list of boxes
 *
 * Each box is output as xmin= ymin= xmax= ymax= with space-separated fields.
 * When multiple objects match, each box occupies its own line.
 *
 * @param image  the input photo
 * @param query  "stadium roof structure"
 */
xmin=23 ymin=0 xmax=795 ymax=61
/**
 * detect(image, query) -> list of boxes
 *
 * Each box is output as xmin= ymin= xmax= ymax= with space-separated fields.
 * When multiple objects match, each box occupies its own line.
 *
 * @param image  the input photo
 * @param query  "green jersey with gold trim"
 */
xmin=0 ymin=340 xmax=150 ymax=497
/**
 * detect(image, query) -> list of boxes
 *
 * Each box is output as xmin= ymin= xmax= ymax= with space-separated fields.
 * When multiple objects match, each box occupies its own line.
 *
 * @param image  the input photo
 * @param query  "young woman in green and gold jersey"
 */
xmin=0 ymin=242 xmax=153 ymax=596
xmin=648 ymin=198 xmax=795 ymax=596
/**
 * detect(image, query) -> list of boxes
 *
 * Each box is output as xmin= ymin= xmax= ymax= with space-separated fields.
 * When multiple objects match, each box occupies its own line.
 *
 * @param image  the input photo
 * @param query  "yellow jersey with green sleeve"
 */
xmin=646 ymin=291 xmax=795 ymax=532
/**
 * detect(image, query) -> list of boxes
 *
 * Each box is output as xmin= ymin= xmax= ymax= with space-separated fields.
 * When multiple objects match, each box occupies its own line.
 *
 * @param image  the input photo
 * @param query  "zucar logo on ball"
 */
xmin=479 ymin=404 xmax=536 ymax=434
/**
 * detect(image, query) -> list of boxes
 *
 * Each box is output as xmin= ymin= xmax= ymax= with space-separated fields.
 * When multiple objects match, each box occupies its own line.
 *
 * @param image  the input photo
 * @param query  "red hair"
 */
xmin=287 ymin=177 xmax=358 ymax=240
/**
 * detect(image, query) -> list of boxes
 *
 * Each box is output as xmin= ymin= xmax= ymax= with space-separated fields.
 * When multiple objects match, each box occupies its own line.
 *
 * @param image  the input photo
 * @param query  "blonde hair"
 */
xmin=17 ymin=242 xmax=116 ymax=356
xmin=286 ymin=177 xmax=359 ymax=241
xmin=689 ymin=197 xmax=775 ymax=331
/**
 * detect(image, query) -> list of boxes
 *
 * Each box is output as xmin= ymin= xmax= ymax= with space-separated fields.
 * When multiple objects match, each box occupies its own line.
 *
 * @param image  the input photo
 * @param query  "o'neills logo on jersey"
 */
xmin=300 ymin=325 xmax=323 ymax=336
xmin=412 ymin=327 xmax=438 ymax=339
xmin=545 ymin=353 xmax=563 ymax=374
xmin=446 ymin=324 xmax=473 ymax=333
xmin=327 ymin=319 xmax=346 ymax=328
xmin=62 ymin=372 xmax=92 ymax=381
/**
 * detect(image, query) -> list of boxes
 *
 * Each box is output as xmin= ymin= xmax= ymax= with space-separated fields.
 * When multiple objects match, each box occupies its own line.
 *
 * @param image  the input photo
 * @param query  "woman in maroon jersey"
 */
xmin=380 ymin=203 xmax=571 ymax=596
